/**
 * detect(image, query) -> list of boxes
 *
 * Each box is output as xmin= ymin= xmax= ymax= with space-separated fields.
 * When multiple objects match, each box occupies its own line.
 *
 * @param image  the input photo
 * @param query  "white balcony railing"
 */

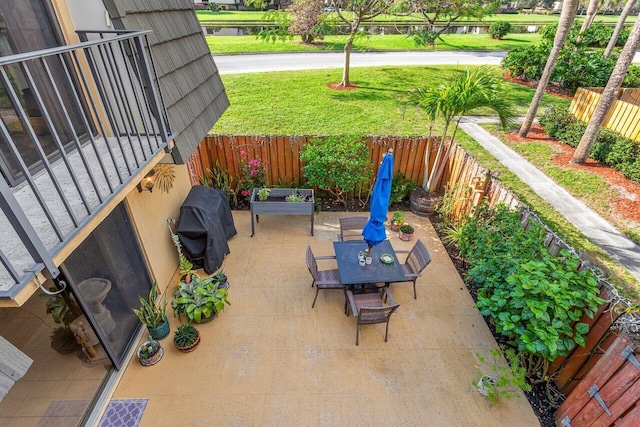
xmin=0 ymin=30 xmax=172 ymax=299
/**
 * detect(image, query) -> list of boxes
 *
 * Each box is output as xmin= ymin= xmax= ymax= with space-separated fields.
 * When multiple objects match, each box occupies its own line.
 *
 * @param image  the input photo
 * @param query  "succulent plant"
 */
xmin=173 ymin=324 xmax=199 ymax=348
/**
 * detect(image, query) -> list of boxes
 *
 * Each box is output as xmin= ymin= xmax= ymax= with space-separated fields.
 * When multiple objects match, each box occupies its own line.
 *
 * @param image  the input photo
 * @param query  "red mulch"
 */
xmin=504 ymin=124 xmax=640 ymax=225
xmin=327 ymin=82 xmax=358 ymax=91
xmin=503 ymin=72 xmax=574 ymax=99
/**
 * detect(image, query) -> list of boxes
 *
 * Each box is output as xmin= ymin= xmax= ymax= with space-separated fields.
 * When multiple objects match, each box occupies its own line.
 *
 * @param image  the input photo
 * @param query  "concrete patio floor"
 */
xmin=112 ymin=211 xmax=540 ymax=426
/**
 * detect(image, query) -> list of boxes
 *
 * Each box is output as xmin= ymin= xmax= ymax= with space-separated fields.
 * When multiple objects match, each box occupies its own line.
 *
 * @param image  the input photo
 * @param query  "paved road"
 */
xmin=214 ymin=51 xmax=640 ymax=74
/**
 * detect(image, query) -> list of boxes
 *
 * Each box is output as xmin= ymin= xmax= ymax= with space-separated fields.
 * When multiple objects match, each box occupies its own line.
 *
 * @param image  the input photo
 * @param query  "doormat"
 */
xmin=98 ymin=399 xmax=148 ymax=427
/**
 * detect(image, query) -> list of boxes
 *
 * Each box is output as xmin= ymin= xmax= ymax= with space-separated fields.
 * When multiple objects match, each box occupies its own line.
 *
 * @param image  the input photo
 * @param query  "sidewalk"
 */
xmin=459 ymin=117 xmax=640 ymax=283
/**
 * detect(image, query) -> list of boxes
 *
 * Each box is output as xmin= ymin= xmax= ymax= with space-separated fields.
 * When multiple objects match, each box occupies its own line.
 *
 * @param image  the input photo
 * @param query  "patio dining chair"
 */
xmin=393 ymin=239 xmax=432 ymax=299
xmin=305 ymin=246 xmax=345 ymax=308
xmin=337 ymin=216 xmax=368 ymax=241
xmin=345 ymin=287 xmax=399 ymax=345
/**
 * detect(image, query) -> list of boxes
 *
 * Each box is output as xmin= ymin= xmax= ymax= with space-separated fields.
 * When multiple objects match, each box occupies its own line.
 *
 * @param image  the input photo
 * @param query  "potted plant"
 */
xmin=285 ymin=190 xmax=306 ymax=202
xmin=173 ymin=324 xmax=201 ymax=352
xmin=213 ymin=270 xmax=230 ymax=290
xmin=399 ymin=224 xmax=414 ymax=241
xmin=171 ymin=275 xmax=230 ymax=324
xmin=475 ymin=348 xmax=531 ymax=404
xmin=390 ymin=211 xmax=404 ymax=232
xmin=137 ymin=335 xmax=163 ymax=366
xmin=133 ymin=282 xmax=169 ymax=340
xmin=40 ymin=287 xmax=82 ymax=354
xmin=257 ymin=187 xmax=271 ymax=201
xmin=407 ymin=67 xmax=515 ymax=216
xmin=168 ymin=219 xmax=197 ymax=283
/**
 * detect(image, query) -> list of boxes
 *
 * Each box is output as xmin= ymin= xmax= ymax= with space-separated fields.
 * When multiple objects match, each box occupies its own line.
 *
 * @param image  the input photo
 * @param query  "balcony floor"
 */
xmin=112 ymin=211 xmax=540 ymax=426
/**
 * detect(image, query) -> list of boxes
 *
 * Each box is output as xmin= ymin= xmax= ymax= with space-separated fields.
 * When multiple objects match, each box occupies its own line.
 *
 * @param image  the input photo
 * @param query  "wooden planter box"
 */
xmin=250 ymin=188 xmax=315 ymax=236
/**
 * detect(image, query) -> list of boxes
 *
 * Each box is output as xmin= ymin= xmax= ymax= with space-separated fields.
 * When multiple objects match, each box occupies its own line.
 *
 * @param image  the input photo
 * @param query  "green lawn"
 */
xmin=212 ymin=65 xmax=570 ymax=135
xmin=207 ymin=33 xmax=541 ymax=54
xmin=197 ymin=10 xmax=635 ymax=25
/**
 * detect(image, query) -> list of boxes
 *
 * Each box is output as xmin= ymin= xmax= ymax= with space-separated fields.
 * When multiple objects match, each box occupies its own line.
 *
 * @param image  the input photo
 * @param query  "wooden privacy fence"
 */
xmin=570 ymin=88 xmax=640 ymax=143
xmin=187 ymin=135 xmax=431 ymax=189
xmin=188 ymin=134 xmax=640 ymax=423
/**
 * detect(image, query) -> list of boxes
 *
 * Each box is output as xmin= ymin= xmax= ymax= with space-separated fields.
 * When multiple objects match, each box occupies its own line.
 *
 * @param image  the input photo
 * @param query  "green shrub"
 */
xmin=538 ymin=106 xmax=575 ymax=140
xmin=459 ymin=203 xmax=604 ymax=362
xmin=539 ymin=108 xmax=640 ymax=186
xmin=300 ymin=136 xmax=372 ymax=205
xmin=623 ymin=65 xmax=640 ymax=88
xmin=389 ymin=172 xmax=415 ymax=205
xmin=488 ymin=21 xmax=511 ymax=39
xmin=501 ymin=45 xmax=548 ymax=81
xmin=622 ymin=159 xmax=640 ymax=182
xmin=502 ymin=21 xmax=626 ymax=92
xmin=580 ymin=23 xmax=613 ymax=48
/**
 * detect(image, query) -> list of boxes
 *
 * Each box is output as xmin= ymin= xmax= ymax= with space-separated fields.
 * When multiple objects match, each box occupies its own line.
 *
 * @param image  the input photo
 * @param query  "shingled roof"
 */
xmin=103 ymin=0 xmax=229 ymax=163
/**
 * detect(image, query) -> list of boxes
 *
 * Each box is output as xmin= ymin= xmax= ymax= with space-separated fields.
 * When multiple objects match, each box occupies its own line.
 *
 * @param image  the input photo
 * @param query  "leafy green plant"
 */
xmin=257 ymin=187 xmax=271 ymax=201
xmin=458 ymin=203 xmax=604 ymax=379
xmin=40 ymin=288 xmax=81 ymax=325
xmin=399 ymin=224 xmax=414 ymax=234
xmin=173 ymin=324 xmax=199 ymax=348
xmin=133 ymin=282 xmax=167 ymax=329
xmin=392 ymin=210 xmax=405 ymax=226
xmin=201 ymin=160 xmax=237 ymax=208
xmin=475 ymin=347 xmax=531 ymax=404
xmin=389 ymin=172 xmax=415 ymax=205
xmin=300 ymin=136 xmax=372 ymax=205
xmin=285 ymin=190 xmax=306 ymax=202
xmin=488 ymin=21 xmax=511 ymax=39
xmin=171 ymin=276 xmax=230 ymax=323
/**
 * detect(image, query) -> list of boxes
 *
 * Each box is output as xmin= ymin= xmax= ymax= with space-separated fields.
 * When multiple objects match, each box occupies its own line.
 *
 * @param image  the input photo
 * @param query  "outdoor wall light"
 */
xmin=137 ymin=169 xmax=156 ymax=193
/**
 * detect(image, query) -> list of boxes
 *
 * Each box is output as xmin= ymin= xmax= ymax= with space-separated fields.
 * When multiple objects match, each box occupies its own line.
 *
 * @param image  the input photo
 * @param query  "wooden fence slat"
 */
xmin=591 ymin=375 xmax=640 ymax=427
xmin=555 ymin=305 xmax=615 ymax=393
xmin=570 ymin=87 xmax=640 ymax=143
xmin=613 ymin=399 xmax=640 ymax=427
xmin=572 ymin=358 xmax=640 ymax=426
xmin=556 ymin=335 xmax=634 ymax=423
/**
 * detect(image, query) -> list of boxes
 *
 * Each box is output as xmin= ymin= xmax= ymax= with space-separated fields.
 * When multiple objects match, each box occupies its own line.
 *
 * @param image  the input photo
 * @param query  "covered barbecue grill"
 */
xmin=176 ymin=186 xmax=237 ymax=274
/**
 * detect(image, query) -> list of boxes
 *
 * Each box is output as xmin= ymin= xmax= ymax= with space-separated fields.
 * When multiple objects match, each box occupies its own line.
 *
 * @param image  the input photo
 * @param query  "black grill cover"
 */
xmin=177 ymin=186 xmax=237 ymax=274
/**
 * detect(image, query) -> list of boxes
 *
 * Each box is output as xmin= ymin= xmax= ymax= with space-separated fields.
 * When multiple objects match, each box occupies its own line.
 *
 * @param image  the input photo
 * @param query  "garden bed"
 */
xmin=249 ymin=188 xmax=315 ymax=236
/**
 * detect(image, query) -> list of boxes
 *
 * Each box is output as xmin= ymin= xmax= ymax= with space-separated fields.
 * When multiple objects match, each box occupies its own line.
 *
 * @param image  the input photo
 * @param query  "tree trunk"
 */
xmin=340 ymin=35 xmax=354 ymax=87
xmin=580 ymin=0 xmax=600 ymax=33
xmin=519 ymin=0 xmax=578 ymax=137
xmin=572 ymin=12 xmax=640 ymax=164
xmin=603 ymin=0 xmax=636 ymax=58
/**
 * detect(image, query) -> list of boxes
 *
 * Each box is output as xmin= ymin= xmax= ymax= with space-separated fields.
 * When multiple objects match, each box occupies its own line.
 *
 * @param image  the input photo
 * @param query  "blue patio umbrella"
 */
xmin=362 ymin=149 xmax=394 ymax=255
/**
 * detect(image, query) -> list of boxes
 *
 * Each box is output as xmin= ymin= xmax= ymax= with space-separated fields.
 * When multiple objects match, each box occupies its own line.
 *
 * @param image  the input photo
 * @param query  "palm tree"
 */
xmin=604 ymin=0 xmax=637 ymax=58
xmin=579 ymin=0 xmax=600 ymax=33
xmin=572 ymin=12 xmax=640 ymax=164
xmin=519 ymin=0 xmax=579 ymax=137
xmin=408 ymin=67 xmax=516 ymax=193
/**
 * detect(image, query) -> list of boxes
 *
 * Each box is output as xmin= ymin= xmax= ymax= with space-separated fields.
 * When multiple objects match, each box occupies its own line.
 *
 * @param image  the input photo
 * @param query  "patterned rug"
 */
xmin=98 ymin=399 xmax=148 ymax=427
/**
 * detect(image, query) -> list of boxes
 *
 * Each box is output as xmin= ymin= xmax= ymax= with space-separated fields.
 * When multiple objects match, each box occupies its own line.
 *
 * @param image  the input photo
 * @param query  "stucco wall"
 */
xmin=126 ymin=162 xmax=192 ymax=292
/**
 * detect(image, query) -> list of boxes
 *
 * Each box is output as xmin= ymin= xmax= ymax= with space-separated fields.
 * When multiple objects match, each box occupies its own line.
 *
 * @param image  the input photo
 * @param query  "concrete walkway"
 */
xmin=459 ymin=117 xmax=640 ymax=283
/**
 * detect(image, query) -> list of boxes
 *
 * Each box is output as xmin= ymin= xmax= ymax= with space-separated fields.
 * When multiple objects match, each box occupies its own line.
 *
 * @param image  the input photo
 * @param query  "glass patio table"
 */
xmin=333 ymin=240 xmax=406 ymax=286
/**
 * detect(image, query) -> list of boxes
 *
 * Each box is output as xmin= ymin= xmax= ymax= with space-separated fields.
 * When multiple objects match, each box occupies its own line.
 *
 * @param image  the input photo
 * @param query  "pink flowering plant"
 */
xmin=237 ymin=151 xmax=267 ymax=199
